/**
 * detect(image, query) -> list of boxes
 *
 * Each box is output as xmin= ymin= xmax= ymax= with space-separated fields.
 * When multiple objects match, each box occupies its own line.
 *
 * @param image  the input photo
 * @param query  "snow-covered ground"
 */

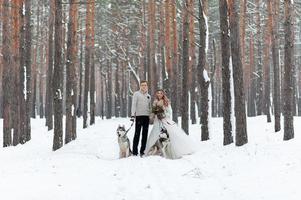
xmin=0 ymin=116 xmax=301 ymax=200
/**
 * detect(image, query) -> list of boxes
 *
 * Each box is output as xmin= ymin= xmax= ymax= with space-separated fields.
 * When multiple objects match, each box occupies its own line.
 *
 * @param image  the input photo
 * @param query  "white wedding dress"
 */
xmin=144 ymin=103 xmax=197 ymax=159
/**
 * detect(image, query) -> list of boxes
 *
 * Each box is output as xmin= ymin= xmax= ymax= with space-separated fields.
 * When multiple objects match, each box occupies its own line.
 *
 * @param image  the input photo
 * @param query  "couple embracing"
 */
xmin=131 ymin=80 xmax=196 ymax=159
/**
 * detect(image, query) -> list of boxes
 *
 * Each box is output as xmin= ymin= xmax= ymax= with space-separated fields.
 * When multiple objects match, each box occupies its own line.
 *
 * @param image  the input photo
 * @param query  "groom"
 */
xmin=130 ymin=80 xmax=151 ymax=157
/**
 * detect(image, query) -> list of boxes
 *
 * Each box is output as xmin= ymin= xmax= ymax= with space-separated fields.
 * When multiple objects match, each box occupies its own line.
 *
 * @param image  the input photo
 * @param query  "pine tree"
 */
xmin=283 ymin=0 xmax=294 ymax=140
xmin=228 ymin=0 xmax=248 ymax=146
xmin=53 ymin=0 xmax=64 ymax=151
xmin=219 ymin=0 xmax=233 ymax=145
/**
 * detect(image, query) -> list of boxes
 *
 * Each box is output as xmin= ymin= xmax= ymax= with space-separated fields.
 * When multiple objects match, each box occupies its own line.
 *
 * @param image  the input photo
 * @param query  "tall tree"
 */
xmin=77 ymin=26 xmax=84 ymax=118
xmin=283 ymin=0 xmax=294 ymax=140
xmin=171 ymin=0 xmax=179 ymax=122
xmin=198 ymin=0 xmax=210 ymax=140
xmin=18 ymin=0 xmax=26 ymax=144
xmin=147 ymin=0 xmax=157 ymax=93
xmin=219 ymin=0 xmax=233 ymax=145
xmin=12 ymin=0 xmax=22 ymax=146
xmin=53 ymin=0 xmax=64 ymax=151
xmin=2 ymin=0 xmax=13 ymax=147
xmin=228 ymin=0 xmax=248 ymax=146
xmin=189 ymin=0 xmax=197 ymax=125
xmin=248 ymin=33 xmax=256 ymax=117
xmin=83 ymin=1 xmax=91 ymax=128
xmin=89 ymin=0 xmax=96 ymax=125
xmin=45 ymin=0 xmax=55 ymax=130
xmin=263 ymin=6 xmax=271 ymax=123
xmin=65 ymin=0 xmax=79 ymax=144
xmin=255 ymin=0 xmax=263 ymax=115
xmin=269 ymin=0 xmax=281 ymax=132
xmin=181 ymin=0 xmax=190 ymax=134
xmin=24 ymin=0 xmax=32 ymax=142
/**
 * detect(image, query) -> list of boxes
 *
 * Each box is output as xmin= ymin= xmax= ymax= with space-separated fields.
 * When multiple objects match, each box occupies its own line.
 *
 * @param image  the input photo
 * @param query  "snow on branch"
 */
xmin=203 ymin=69 xmax=210 ymax=82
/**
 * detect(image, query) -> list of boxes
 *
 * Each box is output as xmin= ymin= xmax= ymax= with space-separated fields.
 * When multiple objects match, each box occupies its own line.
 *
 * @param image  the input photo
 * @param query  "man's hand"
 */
xmin=130 ymin=116 xmax=135 ymax=122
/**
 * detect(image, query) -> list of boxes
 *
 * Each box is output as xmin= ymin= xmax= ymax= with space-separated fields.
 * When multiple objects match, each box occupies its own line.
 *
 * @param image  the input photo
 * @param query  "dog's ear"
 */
xmin=122 ymin=125 xmax=125 ymax=129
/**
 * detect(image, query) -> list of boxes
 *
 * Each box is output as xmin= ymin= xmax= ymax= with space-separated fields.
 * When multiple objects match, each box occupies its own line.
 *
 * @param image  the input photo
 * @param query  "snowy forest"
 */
xmin=0 ymin=0 xmax=298 ymax=149
xmin=0 ymin=0 xmax=301 ymax=199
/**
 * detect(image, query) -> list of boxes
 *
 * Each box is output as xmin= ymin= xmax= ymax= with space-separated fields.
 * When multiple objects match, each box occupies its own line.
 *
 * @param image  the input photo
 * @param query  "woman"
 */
xmin=144 ymin=89 xmax=197 ymax=159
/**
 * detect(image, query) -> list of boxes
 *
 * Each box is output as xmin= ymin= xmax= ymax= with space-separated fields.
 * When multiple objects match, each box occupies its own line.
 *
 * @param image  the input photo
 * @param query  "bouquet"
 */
xmin=151 ymin=104 xmax=166 ymax=120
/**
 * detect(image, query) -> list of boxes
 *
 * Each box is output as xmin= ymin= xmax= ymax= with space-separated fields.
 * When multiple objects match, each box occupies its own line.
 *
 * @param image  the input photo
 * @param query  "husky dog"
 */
xmin=117 ymin=125 xmax=132 ymax=158
xmin=147 ymin=127 xmax=171 ymax=158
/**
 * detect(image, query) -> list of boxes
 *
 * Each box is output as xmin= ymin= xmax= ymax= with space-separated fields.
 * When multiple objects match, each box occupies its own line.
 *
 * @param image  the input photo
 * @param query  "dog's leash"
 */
xmin=125 ymin=121 xmax=134 ymax=134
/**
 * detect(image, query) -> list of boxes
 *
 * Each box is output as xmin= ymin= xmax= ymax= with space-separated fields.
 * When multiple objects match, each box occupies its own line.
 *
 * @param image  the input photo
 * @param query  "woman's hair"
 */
xmin=155 ymin=89 xmax=170 ymax=107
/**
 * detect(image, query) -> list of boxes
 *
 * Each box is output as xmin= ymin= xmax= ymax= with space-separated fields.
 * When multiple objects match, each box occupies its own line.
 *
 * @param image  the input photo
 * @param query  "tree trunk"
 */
xmin=263 ymin=10 xmax=271 ymax=123
xmin=255 ymin=0 xmax=263 ymax=115
xmin=12 ymin=0 xmax=23 ymax=146
xmin=77 ymin=28 xmax=84 ymax=118
xmin=45 ymin=0 xmax=55 ymax=130
xmin=83 ymin=1 xmax=92 ymax=128
xmin=219 ymin=0 xmax=233 ymax=145
xmin=228 ymin=0 xmax=248 ymax=146
xmin=89 ymin=1 xmax=95 ymax=125
xmin=19 ymin=0 xmax=26 ymax=143
xmin=181 ymin=0 xmax=190 ymax=134
xmin=248 ymin=33 xmax=256 ymax=117
xmin=147 ymin=0 xmax=157 ymax=94
xmin=52 ymin=0 xmax=64 ymax=151
xmin=283 ymin=0 xmax=294 ymax=140
xmin=171 ymin=0 xmax=178 ymax=123
xmin=2 ymin=0 xmax=13 ymax=147
xmin=24 ymin=0 xmax=32 ymax=142
xmin=270 ymin=0 xmax=281 ymax=132
xmin=65 ymin=0 xmax=78 ymax=144
xmin=198 ymin=0 xmax=209 ymax=140
xmin=189 ymin=0 xmax=197 ymax=124
xmin=165 ymin=0 xmax=172 ymax=95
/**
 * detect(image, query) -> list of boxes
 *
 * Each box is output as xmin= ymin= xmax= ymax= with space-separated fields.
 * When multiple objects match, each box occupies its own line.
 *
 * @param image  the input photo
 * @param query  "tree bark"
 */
xmin=228 ymin=0 xmax=248 ymax=146
xmin=255 ymin=0 xmax=263 ymax=115
xmin=45 ymin=0 xmax=55 ymax=130
xmin=2 ymin=0 xmax=13 ymax=147
xmin=198 ymin=0 xmax=209 ymax=140
xmin=270 ymin=0 xmax=281 ymax=132
xmin=24 ymin=0 xmax=32 ymax=142
xmin=52 ymin=0 xmax=64 ymax=151
xmin=171 ymin=0 xmax=178 ymax=122
xmin=65 ymin=0 xmax=78 ymax=144
xmin=219 ymin=0 xmax=233 ymax=145
xmin=89 ymin=0 xmax=96 ymax=125
xmin=283 ymin=0 xmax=294 ymax=140
xmin=181 ymin=0 xmax=190 ymax=134
xmin=83 ymin=1 xmax=92 ymax=128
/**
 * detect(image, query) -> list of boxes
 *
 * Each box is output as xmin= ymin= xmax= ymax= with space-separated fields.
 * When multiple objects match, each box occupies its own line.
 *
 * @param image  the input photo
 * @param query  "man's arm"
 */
xmin=131 ymin=92 xmax=137 ymax=117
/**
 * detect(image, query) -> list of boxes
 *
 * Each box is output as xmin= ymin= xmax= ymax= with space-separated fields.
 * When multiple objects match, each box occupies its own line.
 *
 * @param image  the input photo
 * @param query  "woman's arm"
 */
xmin=165 ymin=104 xmax=172 ymax=119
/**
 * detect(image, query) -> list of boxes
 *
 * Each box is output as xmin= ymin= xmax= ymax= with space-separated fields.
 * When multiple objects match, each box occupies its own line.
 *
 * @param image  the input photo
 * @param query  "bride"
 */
xmin=144 ymin=89 xmax=197 ymax=159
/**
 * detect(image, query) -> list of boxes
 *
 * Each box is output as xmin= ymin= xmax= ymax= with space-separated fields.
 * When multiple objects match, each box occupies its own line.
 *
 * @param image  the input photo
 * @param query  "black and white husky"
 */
xmin=117 ymin=125 xmax=132 ymax=158
xmin=147 ymin=127 xmax=171 ymax=158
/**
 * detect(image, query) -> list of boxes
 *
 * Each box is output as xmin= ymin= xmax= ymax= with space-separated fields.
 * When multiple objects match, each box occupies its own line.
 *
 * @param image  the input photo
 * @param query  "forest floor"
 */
xmin=0 ymin=116 xmax=300 ymax=200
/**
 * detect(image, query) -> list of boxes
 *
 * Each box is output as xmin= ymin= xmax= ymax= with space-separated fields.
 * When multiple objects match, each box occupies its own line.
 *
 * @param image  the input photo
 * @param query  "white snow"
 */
xmin=57 ymin=89 xmax=62 ymax=100
xmin=229 ymin=56 xmax=235 ymax=135
xmin=24 ymin=66 xmax=27 ymax=100
xmin=203 ymin=12 xmax=209 ymax=54
xmin=71 ymin=105 xmax=75 ymax=116
xmin=0 ymin=116 xmax=301 ymax=200
xmin=203 ymin=69 xmax=210 ymax=82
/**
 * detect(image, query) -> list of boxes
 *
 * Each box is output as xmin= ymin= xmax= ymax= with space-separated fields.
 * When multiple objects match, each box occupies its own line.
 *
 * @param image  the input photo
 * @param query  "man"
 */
xmin=131 ymin=80 xmax=151 ymax=157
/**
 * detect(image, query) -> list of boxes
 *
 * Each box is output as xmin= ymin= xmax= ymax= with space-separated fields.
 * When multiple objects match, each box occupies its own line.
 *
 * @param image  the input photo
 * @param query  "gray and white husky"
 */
xmin=147 ymin=127 xmax=172 ymax=158
xmin=117 ymin=125 xmax=132 ymax=158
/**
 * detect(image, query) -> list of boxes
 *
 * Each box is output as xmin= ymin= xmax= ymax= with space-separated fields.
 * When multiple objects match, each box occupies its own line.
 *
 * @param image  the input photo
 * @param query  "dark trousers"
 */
xmin=133 ymin=116 xmax=149 ymax=155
